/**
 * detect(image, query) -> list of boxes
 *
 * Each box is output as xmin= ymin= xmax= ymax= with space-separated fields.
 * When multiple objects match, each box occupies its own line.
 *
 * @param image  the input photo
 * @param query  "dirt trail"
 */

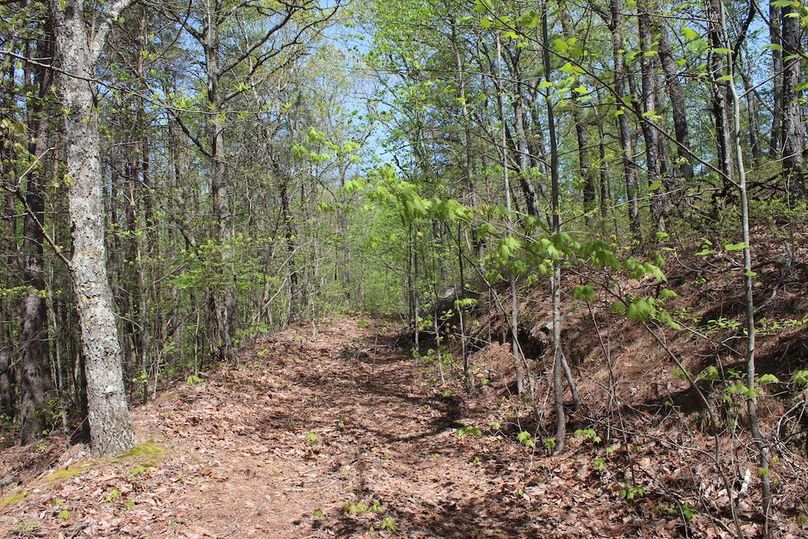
xmin=0 ymin=317 xmax=550 ymax=538
xmin=9 ymin=316 xmax=770 ymax=538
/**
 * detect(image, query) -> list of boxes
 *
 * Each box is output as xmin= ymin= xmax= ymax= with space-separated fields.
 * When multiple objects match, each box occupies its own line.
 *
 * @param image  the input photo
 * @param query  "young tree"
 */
xmin=636 ymin=0 xmax=667 ymax=235
xmin=167 ymin=0 xmax=339 ymax=359
xmin=542 ymin=0 xmax=566 ymax=452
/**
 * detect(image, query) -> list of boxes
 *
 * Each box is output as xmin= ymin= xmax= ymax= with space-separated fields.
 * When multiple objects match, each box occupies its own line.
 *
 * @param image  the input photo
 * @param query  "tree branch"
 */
xmin=89 ymin=0 xmax=139 ymax=62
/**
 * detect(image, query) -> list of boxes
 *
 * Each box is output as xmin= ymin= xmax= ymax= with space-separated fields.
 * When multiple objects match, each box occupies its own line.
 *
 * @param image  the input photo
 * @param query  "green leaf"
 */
xmin=380 ymin=517 xmax=398 ymax=532
xmin=627 ymin=298 xmax=657 ymax=323
xmin=518 ymin=11 xmax=540 ymax=29
xmin=659 ymin=288 xmax=678 ymax=300
xmin=681 ymin=26 xmax=699 ymax=41
xmin=644 ymin=262 xmax=667 ymax=282
xmin=697 ymin=365 xmax=720 ymax=381
xmin=724 ymin=242 xmax=746 ymax=252
xmin=573 ymin=428 xmax=601 ymax=444
xmin=473 ymin=0 xmax=491 ymax=13
xmin=758 ymin=373 xmax=779 ymax=385
xmin=457 ymin=425 xmax=482 ymax=437
xmin=517 ymin=430 xmax=536 ymax=448
xmin=611 ymin=301 xmax=627 ymax=315
xmin=673 ymin=367 xmax=690 ymax=380
xmin=573 ymin=285 xmax=596 ymax=302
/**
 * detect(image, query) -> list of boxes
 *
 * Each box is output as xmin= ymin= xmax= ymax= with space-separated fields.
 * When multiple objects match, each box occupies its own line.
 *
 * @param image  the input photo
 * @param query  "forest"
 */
xmin=0 ymin=0 xmax=806 ymax=536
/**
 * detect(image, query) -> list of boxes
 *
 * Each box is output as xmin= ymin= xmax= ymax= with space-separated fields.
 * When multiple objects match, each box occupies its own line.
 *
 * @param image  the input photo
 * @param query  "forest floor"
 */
xmin=0 ymin=316 xmax=805 ymax=538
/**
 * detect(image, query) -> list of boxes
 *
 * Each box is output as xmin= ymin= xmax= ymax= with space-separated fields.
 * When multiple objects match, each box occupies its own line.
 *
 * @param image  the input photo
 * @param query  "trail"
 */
xmin=144 ymin=316 xmax=524 ymax=538
xmin=0 ymin=317 xmax=546 ymax=538
xmin=1 ymin=316 xmax=738 ymax=538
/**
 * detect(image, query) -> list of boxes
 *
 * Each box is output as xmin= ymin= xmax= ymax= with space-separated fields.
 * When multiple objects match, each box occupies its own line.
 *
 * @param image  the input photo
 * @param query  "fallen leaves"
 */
xmin=0 ymin=317 xmax=806 ymax=537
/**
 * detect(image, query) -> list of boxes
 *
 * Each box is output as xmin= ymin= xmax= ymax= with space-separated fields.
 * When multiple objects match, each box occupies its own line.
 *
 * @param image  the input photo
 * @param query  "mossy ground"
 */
xmin=0 ymin=490 xmax=28 ymax=508
xmin=40 ymin=463 xmax=91 ymax=486
xmin=116 ymin=442 xmax=165 ymax=467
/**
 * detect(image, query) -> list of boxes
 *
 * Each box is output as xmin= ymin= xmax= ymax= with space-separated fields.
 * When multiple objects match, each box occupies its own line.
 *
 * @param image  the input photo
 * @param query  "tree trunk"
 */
xmin=780 ymin=1 xmax=804 ymax=194
xmin=51 ymin=0 xmax=135 ymax=455
xmin=204 ymin=7 xmax=237 ymax=362
xmin=450 ymin=21 xmax=481 ymax=258
xmin=506 ymin=48 xmax=541 ymax=221
xmin=611 ymin=0 xmax=642 ymax=241
xmin=280 ymin=181 xmax=299 ymax=321
xmin=560 ymin=10 xmax=595 ymax=223
xmin=134 ymin=8 xmax=152 ymax=401
xmin=768 ymin=2 xmax=783 ymax=159
xmin=542 ymin=0 xmax=568 ymax=451
xmin=656 ymin=25 xmax=694 ymax=184
xmin=718 ymin=0 xmax=772 ymax=526
xmin=496 ymin=36 xmax=525 ymax=395
xmin=706 ymin=0 xmax=735 ymax=197
xmin=597 ymin=123 xmax=610 ymax=225
xmin=738 ymin=62 xmax=762 ymax=166
xmin=637 ymin=0 xmax=666 ymax=235
xmin=0 ymin=37 xmax=19 ymax=423
xmin=20 ymin=25 xmax=56 ymax=443
xmin=0 ymin=319 xmax=13 ymax=420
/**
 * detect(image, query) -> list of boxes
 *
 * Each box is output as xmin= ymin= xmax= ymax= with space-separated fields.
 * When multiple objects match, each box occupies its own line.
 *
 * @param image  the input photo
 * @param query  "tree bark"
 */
xmin=542 ymin=0 xmax=568 ymax=451
xmin=737 ymin=62 xmax=762 ymax=166
xmin=506 ymin=47 xmax=541 ymax=221
xmin=768 ymin=2 xmax=783 ymax=159
xmin=496 ymin=36 xmax=525 ymax=395
xmin=0 ymin=316 xmax=13 ymax=420
xmin=656 ymin=25 xmax=694 ymax=184
xmin=20 ymin=23 xmax=56 ymax=443
xmin=706 ymin=0 xmax=735 ymax=197
xmin=610 ymin=0 xmax=642 ymax=241
xmin=637 ymin=0 xmax=667 ymax=235
xmin=204 ymin=3 xmax=237 ymax=362
xmin=51 ymin=0 xmax=136 ymax=455
xmin=560 ymin=9 xmax=595 ymax=223
xmin=0 ymin=38 xmax=18 ymax=424
xmin=718 ymin=0 xmax=772 ymax=526
xmin=280 ymin=180 xmax=299 ymax=321
xmin=780 ymin=1 xmax=804 ymax=194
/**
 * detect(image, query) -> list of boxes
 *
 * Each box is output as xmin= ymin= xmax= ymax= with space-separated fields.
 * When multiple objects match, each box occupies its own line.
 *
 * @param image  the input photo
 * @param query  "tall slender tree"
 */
xmin=49 ymin=0 xmax=137 ymax=455
xmin=19 ymin=16 xmax=55 ymax=443
xmin=780 ymin=0 xmax=804 ymax=194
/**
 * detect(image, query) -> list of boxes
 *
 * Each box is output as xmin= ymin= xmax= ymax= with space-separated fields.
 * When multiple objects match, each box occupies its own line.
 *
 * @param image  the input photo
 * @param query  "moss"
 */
xmin=0 ymin=490 xmax=28 ymax=508
xmin=116 ymin=442 xmax=166 ymax=468
xmin=119 ymin=442 xmax=165 ymax=460
xmin=16 ymin=519 xmax=40 ymax=532
xmin=41 ymin=463 xmax=91 ymax=485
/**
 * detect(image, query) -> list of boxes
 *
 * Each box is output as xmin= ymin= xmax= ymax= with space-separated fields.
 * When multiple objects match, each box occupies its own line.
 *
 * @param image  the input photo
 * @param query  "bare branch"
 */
xmin=89 ymin=0 xmax=140 ymax=62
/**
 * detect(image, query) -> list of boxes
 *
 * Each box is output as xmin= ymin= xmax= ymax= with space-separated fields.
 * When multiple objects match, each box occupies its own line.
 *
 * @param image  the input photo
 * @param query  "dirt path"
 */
xmin=0 ymin=317 xmax=551 ymax=538
xmin=8 ymin=316 xmax=743 ymax=538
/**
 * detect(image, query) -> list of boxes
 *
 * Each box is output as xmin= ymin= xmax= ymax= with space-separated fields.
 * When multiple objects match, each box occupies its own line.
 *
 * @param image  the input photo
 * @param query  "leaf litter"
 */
xmin=0 ymin=316 xmax=805 ymax=537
